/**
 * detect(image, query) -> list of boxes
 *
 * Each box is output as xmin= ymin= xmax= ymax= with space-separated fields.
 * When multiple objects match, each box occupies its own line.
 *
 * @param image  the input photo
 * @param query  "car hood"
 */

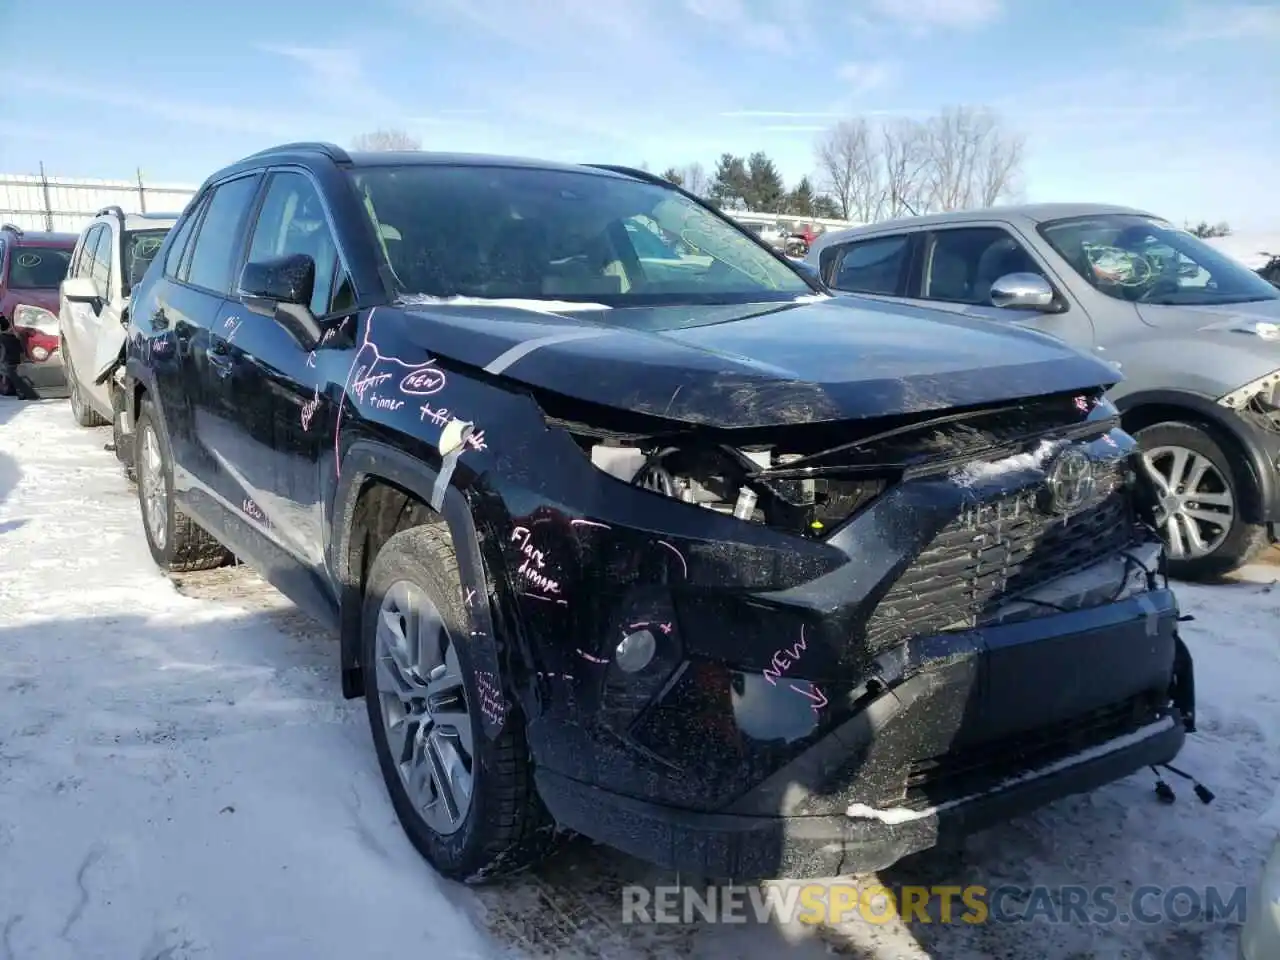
xmin=394 ymin=295 xmax=1120 ymax=428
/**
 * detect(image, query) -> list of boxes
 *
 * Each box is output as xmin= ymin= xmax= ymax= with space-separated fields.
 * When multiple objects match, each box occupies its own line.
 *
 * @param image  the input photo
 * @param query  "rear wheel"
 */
xmin=1135 ymin=421 xmax=1270 ymax=581
xmin=134 ymin=396 xmax=231 ymax=572
xmin=363 ymin=523 xmax=553 ymax=883
xmin=64 ymin=342 xmax=108 ymax=427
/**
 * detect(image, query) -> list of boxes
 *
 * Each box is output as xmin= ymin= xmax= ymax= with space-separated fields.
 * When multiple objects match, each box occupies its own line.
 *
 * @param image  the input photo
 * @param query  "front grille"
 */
xmin=863 ymin=461 xmax=1137 ymax=653
xmin=893 ymin=692 xmax=1162 ymax=809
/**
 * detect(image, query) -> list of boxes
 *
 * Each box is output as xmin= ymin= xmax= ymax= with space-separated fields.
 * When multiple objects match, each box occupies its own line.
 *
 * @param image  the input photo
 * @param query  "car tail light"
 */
xmin=11 ymin=304 xmax=60 ymax=363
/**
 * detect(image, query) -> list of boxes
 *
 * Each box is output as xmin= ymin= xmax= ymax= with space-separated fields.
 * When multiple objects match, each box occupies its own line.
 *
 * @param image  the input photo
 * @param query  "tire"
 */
xmin=134 ymin=395 xmax=232 ymax=572
xmin=64 ymin=341 xmax=108 ymax=427
xmin=1134 ymin=420 xmax=1270 ymax=581
xmin=362 ymin=523 xmax=554 ymax=883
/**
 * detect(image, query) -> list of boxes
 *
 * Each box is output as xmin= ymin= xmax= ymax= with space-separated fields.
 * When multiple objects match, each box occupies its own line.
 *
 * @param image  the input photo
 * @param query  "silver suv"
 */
xmin=806 ymin=203 xmax=1280 ymax=580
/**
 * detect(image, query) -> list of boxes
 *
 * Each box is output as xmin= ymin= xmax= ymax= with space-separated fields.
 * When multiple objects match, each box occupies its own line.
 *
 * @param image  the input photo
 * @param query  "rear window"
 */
xmin=7 ymin=246 xmax=72 ymax=288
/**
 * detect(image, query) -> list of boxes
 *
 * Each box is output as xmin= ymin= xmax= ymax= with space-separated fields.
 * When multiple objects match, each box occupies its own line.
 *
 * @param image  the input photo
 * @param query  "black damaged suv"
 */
xmin=120 ymin=142 xmax=1197 ymax=882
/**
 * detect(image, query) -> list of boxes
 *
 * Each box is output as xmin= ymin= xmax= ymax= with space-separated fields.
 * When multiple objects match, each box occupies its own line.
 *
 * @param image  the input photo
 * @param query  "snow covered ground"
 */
xmin=1 ymin=395 xmax=1277 ymax=960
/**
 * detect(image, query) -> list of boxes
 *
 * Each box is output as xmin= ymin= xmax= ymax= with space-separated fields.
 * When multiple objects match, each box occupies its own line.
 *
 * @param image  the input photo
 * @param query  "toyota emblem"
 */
xmin=1039 ymin=447 xmax=1096 ymax=515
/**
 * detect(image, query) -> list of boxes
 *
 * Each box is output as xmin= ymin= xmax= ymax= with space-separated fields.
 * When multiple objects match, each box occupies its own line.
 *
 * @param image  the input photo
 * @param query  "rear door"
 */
xmin=151 ymin=174 xmax=263 ymax=515
xmin=819 ymin=231 xmax=919 ymax=302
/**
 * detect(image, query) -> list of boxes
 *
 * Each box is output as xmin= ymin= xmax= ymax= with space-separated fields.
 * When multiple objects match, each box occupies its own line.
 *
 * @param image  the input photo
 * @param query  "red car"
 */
xmin=0 ymin=223 xmax=76 ymax=398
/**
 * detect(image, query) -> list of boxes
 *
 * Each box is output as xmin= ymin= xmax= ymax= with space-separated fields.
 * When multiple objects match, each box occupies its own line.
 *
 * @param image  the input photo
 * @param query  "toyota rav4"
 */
xmin=118 ymin=143 xmax=1197 ymax=883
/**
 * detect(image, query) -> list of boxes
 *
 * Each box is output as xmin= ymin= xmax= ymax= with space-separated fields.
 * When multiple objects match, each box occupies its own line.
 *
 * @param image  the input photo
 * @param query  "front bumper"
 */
xmin=534 ymin=585 xmax=1189 ymax=879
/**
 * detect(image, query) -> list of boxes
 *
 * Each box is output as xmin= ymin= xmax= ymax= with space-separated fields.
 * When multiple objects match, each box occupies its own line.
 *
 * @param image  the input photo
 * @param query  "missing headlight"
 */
xmin=593 ymin=441 xmax=886 ymax=537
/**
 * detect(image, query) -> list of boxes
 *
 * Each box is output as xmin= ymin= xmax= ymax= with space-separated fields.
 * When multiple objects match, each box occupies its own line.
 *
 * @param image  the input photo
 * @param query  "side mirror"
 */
xmin=237 ymin=254 xmax=322 ymax=348
xmin=238 ymin=253 xmax=315 ymax=308
xmin=989 ymin=272 xmax=1055 ymax=311
xmin=62 ymin=276 xmax=102 ymax=304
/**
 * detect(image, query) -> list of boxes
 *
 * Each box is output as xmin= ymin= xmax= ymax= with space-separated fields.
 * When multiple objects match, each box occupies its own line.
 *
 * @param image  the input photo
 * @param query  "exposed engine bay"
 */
xmin=590 ymin=442 xmax=884 ymax=538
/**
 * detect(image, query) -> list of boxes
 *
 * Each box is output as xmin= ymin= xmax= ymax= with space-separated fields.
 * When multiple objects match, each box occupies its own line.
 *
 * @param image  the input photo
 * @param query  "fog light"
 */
xmin=30 ymin=345 xmax=49 ymax=361
xmin=615 ymin=629 xmax=656 ymax=673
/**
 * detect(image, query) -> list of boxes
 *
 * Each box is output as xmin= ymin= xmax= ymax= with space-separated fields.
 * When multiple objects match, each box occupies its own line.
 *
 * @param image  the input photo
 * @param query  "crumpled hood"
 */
xmin=392 ymin=294 xmax=1120 ymax=428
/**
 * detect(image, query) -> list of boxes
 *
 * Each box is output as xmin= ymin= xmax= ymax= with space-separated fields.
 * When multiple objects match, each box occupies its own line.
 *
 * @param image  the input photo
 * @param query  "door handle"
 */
xmin=207 ymin=338 xmax=233 ymax=377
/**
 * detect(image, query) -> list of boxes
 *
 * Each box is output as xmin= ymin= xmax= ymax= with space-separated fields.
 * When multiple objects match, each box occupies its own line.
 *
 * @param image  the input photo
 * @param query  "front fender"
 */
xmin=330 ymin=440 xmax=511 ymax=741
xmin=1115 ymin=387 xmax=1280 ymax=523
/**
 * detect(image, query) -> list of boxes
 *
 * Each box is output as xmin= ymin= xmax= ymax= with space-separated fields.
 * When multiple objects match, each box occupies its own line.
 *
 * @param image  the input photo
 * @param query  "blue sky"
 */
xmin=3 ymin=0 xmax=1278 ymax=229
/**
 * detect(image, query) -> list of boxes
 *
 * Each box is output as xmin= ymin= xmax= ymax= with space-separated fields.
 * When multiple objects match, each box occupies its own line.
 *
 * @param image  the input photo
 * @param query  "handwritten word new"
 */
xmin=510 ymin=526 xmax=562 ymax=598
xmin=351 ymin=366 xmax=393 ymax=403
xmin=764 ymin=627 xmax=808 ymax=686
xmin=300 ymin=387 xmax=321 ymax=431
xmin=242 ymin=498 xmax=267 ymax=524
xmin=474 ymin=671 xmax=506 ymax=726
xmin=222 ymin=317 xmax=243 ymax=342
xmin=400 ymin=366 xmax=447 ymax=396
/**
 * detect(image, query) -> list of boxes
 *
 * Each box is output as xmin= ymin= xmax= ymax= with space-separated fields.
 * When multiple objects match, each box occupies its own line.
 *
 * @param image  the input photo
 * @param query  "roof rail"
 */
xmin=96 ymin=205 xmax=126 ymax=221
xmin=1 ymin=221 xmax=24 ymax=235
xmin=243 ymin=141 xmax=351 ymax=164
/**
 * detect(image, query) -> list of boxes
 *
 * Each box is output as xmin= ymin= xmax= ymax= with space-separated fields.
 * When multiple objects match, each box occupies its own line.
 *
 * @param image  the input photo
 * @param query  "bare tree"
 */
xmin=350 ymin=128 xmax=421 ymax=151
xmin=880 ymin=118 xmax=931 ymax=218
xmin=681 ymin=162 xmax=708 ymax=197
xmin=814 ymin=118 xmax=883 ymax=221
xmin=920 ymin=106 xmax=1022 ymax=212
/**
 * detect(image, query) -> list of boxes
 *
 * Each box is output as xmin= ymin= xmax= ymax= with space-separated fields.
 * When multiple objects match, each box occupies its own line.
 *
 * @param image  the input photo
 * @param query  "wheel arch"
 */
xmin=1117 ymin=389 xmax=1274 ymax=525
xmin=331 ymin=440 xmax=511 ymax=739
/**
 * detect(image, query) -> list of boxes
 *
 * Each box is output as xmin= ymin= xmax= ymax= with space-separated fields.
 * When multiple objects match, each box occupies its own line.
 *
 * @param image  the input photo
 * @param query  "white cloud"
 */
xmin=856 ymin=0 xmax=1002 ymax=32
xmin=682 ymin=0 xmax=796 ymax=53
xmin=1156 ymin=1 xmax=1280 ymax=46
xmin=835 ymin=61 xmax=897 ymax=94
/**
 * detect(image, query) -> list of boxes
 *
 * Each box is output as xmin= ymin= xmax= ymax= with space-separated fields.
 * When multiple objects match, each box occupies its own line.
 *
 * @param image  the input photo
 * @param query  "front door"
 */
xmin=904 ymin=224 xmax=1098 ymax=351
xmin=210 ymin=168 xmax=356 ymax=571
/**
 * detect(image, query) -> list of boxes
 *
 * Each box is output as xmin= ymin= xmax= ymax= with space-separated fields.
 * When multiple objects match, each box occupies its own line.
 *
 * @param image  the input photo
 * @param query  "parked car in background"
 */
xmin=119 ymin=144 xmax=1196 ymax=886
xmin=0 ymin=223 xmax=76 ymax=398
xmin=59 ymin=206 xmax=177 ymax=438
xmin=807 ymin=204 xmax=1280 ymax=581
xmin=1240 ymin=821 xmax=1280 ymax=959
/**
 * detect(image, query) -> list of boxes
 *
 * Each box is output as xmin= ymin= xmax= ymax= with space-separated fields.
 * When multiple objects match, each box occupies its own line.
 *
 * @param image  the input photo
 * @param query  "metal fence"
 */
xmin=0 ymin=166 xmax=198 ymax=235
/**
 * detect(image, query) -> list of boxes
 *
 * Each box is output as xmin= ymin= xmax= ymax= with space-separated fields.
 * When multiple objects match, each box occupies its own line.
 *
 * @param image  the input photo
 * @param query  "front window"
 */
xmin=347 ymin=165 xmax=810 ymax=307
xmin=122 ymin=229 xmax=169 ymax=296
xmin=1039 ymin=214 xmax=1279 ymax=306
xmin=6 ymin=246 xmax=72 ymax=289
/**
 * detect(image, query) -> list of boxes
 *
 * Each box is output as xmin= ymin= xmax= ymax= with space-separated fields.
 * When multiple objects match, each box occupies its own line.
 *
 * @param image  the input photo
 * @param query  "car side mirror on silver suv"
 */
xmin=989 ymin=272 xmax=1055 ymax=311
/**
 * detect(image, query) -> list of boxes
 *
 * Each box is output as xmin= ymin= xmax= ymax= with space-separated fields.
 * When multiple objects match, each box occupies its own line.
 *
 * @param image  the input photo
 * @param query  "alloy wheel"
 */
xmin=375 ymin=579 xmax=475 ymax=836
xmin=138 ymin=424 xmax=168 ymax=551
xmin=1142 ymin=444 xmax=1234 ymax=559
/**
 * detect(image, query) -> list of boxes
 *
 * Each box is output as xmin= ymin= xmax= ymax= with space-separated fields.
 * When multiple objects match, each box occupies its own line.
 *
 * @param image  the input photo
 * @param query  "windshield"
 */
xmin=6 ymin=246 xmax=71 ymax=289
xmin=123 ymin=228 xmax=169 ymax=296
xmin=347 ymin=164 xmax=810 ymax=307
xmin=1039 ymin=214 xmax=1279 ymax=306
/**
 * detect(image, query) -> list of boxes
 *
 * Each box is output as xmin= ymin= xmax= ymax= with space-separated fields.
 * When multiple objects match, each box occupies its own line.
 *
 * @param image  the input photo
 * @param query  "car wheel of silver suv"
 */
xmin=1136 ymin=421 xmax=1270 ymax=582
xmin=63 ymin=340 xmax=108 ymax=428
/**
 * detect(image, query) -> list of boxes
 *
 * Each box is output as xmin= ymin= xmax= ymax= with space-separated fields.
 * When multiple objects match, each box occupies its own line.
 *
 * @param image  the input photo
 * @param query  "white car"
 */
xmin=1241 ymin=833 xmax=1280 ymax=959
xmin=59 ymin=206 xmax=177 ymax=429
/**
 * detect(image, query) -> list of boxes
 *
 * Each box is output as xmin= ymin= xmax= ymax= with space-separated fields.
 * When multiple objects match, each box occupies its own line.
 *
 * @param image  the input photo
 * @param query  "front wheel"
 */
xmin=362 ymin=523 xmax=553 ymax=883
xmin=1135 ymin=421 xmax=1270 ymax=581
